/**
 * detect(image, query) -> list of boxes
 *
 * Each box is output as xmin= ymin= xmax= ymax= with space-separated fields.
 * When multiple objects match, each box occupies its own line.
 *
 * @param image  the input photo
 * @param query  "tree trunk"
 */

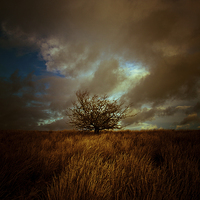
xmin=94 ymin=127 xmax=99 ymax=134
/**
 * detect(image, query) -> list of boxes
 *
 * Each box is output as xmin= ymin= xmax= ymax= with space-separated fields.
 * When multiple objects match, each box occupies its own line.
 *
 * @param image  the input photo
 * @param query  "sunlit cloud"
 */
xmin=176 ymin=124 xmax=190 ymax=130
xmin=176 ymin=106 xmax=191 ymax=110
xmin=126 ymin=122 xmax=158 ymax=130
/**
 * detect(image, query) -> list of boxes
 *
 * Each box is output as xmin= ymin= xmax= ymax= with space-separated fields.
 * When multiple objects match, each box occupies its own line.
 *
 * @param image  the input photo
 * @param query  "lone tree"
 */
xmin=67 ymin=90 xmax=131 ymax=134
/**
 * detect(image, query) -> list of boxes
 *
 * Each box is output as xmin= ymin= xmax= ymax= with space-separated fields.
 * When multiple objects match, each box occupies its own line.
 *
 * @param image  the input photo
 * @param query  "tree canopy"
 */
xmin=67 ymin=90 xmax=132 ymax=134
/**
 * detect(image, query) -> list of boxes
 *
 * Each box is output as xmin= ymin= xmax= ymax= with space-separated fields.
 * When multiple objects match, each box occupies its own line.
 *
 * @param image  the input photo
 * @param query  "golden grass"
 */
xmin=0 ymin=129 xmax=200 ymax=199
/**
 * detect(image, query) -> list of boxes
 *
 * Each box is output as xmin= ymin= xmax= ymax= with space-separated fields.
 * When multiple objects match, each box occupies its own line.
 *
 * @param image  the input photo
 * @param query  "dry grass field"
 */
xmin=0 ymin=129 xmax=200 ymax=200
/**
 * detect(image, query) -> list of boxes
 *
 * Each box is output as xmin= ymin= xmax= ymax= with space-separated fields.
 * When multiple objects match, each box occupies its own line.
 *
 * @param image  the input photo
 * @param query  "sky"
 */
xmin=0 ymin=0 xmax=200 ymax=131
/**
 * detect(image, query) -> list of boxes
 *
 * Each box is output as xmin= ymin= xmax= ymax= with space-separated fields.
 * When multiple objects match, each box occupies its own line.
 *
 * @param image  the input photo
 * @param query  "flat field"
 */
xmin=0 ymin=129 xmax=200 ymax=200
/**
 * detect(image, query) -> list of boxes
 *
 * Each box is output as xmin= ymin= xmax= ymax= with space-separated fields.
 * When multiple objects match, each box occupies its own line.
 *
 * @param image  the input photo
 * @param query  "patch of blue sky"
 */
xmin=108 ymin=91 xmax=126 ymax=100
xmin=12 ymin=92 xmax=23 ymax=97
xmin=37 ymin=109 xmax=64 ymax=126
xmin=106 ymin=60 xmax=149 ymax=99
xmin=33 ymin=83 xmax=49 ymax=97
xmin=141 ymin=104 xmax=152 ymax=109
xmin=0 ymin=48 xmax=45 ymax=78
xmin=48 ymin=69 xmax=65 ymax=78
xmin=122 ymin=61 xmax=148 ymax=77
xmin=38 ymin=116 xmax=64 ymax=126
xmin=42 ymin=109 xmax=64 ymax=118
xmin=26 ymin=100 xmax=45 ymax=107
xmin=42 ymin=109 xmax=53 ymax=115
xmin=0 ymin=47 xmax=67 ymax=80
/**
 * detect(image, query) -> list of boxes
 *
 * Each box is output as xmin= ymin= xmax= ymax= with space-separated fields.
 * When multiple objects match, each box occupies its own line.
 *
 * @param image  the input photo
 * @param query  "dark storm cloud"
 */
xmin=0 ymin=0 xmax=200 ymax=129
xmin=185 ymin=102 xmax=200 ymax=114
xmin=179 ymin=113 xmax=200 ymax=126
xmin=121 ymin=106 xmax=177 ymax=127
xmin=0 ymin=71 xmax=47 ymax=130
xmin=176 ymin=102 xmax=200 ymax=128
xmin=0 ymin=70 xmax=80 ymax=130
xmin=0 ymin=0 xmax=70 ymax=36
xmin=40 ymin=75 xmax=81 ymax=111
xmin=1 ymin=0 xmax=200 ymax=76
xmin=125 ymin=53 xmax=200 ymax=107
xmin=82 ymin=59 xmax=126 ymax=94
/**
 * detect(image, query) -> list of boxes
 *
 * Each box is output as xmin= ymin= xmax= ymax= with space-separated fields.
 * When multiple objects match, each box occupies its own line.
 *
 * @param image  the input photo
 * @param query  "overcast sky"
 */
xmin=0 ymin=0 xmax=200 ymax=130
